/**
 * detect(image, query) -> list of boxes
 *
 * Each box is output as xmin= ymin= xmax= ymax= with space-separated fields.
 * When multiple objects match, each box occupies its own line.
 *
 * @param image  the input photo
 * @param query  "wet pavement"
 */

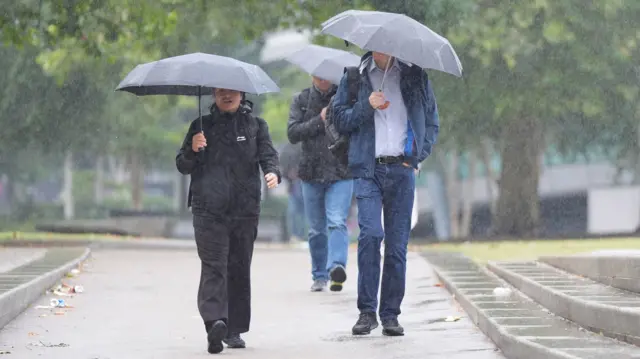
xmin=0 ymin=249 xmax=503 ymax=359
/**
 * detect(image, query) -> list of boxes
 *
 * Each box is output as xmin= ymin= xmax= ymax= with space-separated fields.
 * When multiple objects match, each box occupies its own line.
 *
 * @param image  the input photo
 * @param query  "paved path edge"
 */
xmin=540 ymin=255 xmax=640 ymax=294
xmin=423 ymin=253 xmax=576 ymax=359
xmin=0 ymin=239 xmax=307 ymax=251
xmin=0 ymin=248 xmax=91 ymax=329
xmin=488 ymin=261 xmax=640 ymax=346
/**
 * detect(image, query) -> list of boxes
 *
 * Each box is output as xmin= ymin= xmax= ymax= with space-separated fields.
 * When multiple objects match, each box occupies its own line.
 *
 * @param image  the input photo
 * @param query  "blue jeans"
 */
xmin=286 ymin=180 xmax=306 ymax=239
xmin=302 ymin=179 xmax=354 ymax=281
xmin=355 ymin=163 xmax=415 ymax=320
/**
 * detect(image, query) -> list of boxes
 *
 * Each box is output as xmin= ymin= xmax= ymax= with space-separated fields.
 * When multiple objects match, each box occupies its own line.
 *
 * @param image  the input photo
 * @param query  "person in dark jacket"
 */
xmin=332 ymin=51 xmax=439 ymax=337
xmin=287 ymin=76 xmax=354 ymax=293
xmin=176 ymin=87 xmax=281 ymax=354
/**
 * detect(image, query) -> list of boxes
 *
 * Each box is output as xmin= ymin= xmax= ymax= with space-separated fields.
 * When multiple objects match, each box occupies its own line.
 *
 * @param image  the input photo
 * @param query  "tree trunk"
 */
xmin=179 ymin=174 xmax=189 ymax=215
xmin=129 ymin=153 xmax=143 ymax=210
xmin=2 ymin=174 xmax=13 ymax=215
xmin=460 ymin=151 xmax=477 ymax=238
xmin=479 ymin=138 xmax=498 ymax=215
xmin=633 ymin=121 xmax=640 ymax=185
xmin=173 ymin=172 xmax=181 ymax=212
xmin=95 ymin=156 xmax=104 ymax=205
xmin=62 ymin=151 xmax=74 ymax=219
xmin=430 ymin=153 xmax=451 ymax=240
xmin=442 ymin=151 xmax=460 ymax=239
xmin=108 ymin=156 xmax=127 ymax=185
xmin=492 ymin=117 xmax=544 ymax=238
xmin=4 ymin=175 xmax=12 ymax=207
xmin=262 ymin=172 xmax=271 ymax=201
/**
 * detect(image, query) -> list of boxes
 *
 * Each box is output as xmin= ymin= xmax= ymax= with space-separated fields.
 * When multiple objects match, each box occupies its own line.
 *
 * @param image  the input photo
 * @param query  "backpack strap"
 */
xmin=297 ymin=88 xmax=312 ymax=118
xmin=344 ymin=66 xmax=360 ymax=105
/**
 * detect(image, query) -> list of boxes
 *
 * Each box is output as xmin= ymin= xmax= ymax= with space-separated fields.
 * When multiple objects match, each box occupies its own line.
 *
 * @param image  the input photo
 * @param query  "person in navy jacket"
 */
xmin=331 ymin=51 xmax=439 ymax=337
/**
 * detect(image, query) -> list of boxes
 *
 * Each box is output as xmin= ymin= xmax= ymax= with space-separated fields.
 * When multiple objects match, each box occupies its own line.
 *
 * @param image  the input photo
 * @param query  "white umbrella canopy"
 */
xmin=321 ymin=10 xmax=463 ymax=77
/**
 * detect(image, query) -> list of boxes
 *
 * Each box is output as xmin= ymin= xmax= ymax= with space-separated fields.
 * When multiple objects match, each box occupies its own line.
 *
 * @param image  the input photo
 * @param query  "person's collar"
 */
xmin=312 ymin=83 xmax=326 ymax=94
xmin=312 ymin=83 xmax=335 ymax=96
xmin=361 ymin=56 xmax=412 ymax=74
xmin=211 ymin=104 xmax=238 ymax=118
xmin=210 ymin=100 xmax=252 ymax=116
xmin=368 ymin=57 xmax=402 ymax=72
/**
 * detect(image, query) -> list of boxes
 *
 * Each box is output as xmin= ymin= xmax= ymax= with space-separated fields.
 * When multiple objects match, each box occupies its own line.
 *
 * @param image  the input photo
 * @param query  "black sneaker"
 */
xmin=352 ymin=312 xmax=379 ymax=335
xmin=310 ymin=279 xmax=327 ymax=292
xmin=207 ymin=320 xmax=227 ymax=354
xmin=381 ymin=318 xmax=404 ymax=336
xmin=223 ymin=333 xmax=246 ymax=349
xmin=329 ymin=265 xmax=347 ymax=292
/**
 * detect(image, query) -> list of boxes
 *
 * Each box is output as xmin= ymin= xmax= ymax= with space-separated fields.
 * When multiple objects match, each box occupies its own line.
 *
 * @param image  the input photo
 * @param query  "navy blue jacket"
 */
xmin=331 ymin=52 xmax=439 ymax=178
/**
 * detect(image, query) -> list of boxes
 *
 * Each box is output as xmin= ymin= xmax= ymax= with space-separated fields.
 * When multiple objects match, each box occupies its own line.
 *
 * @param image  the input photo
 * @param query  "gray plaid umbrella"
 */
xmin=321 ymin=10 xmax=463 ymax=77
xmin=285 ymin=44 xmax=361 ymax=85
xmin=115 ymin=52 xmax=280 ymax=151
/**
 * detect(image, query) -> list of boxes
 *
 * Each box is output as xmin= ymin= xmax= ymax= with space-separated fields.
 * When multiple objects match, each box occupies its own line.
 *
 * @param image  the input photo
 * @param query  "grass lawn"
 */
xmin=414 ymin=238 xmax=640 ymax=264
xmin=0 ymin=231 xmax=140 ymax=242
xmin=4 ymin=232 xmax=640 ymax=264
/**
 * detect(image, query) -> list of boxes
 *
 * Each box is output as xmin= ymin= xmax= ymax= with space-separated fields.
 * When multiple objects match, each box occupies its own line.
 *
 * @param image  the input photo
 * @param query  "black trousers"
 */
xmin=193 ymin=214 xmax=258 ymax=335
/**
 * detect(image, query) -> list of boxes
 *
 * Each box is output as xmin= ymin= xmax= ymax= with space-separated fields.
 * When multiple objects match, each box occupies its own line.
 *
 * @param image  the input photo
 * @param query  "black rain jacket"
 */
xmin=176 ymin=101 xmax=281 ymax=219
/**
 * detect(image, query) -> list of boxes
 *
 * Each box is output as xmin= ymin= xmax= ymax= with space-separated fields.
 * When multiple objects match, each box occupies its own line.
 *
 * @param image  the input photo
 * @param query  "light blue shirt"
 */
xmin=366 ymin=57 xmax=408 ymax=158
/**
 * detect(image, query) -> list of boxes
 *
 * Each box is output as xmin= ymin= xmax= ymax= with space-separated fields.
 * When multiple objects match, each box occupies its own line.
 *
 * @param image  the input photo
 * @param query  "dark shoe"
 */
xmin=382 ymin=318 xmax=404 ymax=336
xmin=352 ymin=312 xmax=378 ymax=335
xmin=223 ymin=333 xmax=246 ymax=349
xmin=207 ymin=320 xmax=228 ymax=354
xmin=310 ymin=279 xmax=327 ymax=292
xmin=329 ymin=265 xmax=347 ymax=292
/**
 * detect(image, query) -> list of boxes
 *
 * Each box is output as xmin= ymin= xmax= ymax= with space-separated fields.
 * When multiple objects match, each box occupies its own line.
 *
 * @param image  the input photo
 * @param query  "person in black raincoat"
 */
xmin=176 ymin=88 xmax=281 ymax=354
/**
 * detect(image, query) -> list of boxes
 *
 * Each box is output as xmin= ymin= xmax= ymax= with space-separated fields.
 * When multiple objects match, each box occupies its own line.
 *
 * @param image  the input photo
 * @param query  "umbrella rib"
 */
xmin=436 ymin=42 xmax=446 ymax=72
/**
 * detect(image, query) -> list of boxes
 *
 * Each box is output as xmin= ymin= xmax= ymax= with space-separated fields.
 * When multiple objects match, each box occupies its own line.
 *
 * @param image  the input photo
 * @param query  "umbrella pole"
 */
xmin=378 ymin=56 xmax=393 ymax=91
xmin=198 ymin=86 xmax=203 ymax=132
xmin=197 ymin=86 xmax=204 ymax=153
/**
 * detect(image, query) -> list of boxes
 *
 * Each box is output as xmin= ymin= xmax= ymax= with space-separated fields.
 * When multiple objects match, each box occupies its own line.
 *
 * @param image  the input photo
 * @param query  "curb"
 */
xmin=540 ymin=255 xmax=640 ymax=294
xmin=424 ymin=254 xmax=577 ymax=359
xmin=488 ymin=261 xmax=640 ymax=346
xmin=0 ymin=248 xmax=91 ymax=329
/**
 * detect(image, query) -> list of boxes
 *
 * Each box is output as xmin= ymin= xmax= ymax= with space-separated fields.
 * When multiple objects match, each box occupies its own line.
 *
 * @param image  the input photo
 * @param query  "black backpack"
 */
xmin=325 ymin=67 xmax=360 ymax=166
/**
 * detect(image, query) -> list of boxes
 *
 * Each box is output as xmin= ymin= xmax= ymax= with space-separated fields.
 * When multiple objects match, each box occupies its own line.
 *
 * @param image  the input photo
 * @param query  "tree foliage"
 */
xmin=3 ymin=0 xmax=640 ymax=236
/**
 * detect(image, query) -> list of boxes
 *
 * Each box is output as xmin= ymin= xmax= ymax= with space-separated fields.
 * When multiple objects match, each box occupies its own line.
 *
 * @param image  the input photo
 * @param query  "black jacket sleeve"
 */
xmin=287 ymin=90 xmax=324 ymax=144
xmin=257 ymin=117 xmax=282 ymax=183
xmin=175 ymin=120 xmax=201 ymax=175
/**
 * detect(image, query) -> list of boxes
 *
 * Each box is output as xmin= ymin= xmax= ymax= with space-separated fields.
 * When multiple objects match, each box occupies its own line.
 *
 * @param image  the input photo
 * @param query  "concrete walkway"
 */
xmin=0 ymin=249 xmax=502 ymax=359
